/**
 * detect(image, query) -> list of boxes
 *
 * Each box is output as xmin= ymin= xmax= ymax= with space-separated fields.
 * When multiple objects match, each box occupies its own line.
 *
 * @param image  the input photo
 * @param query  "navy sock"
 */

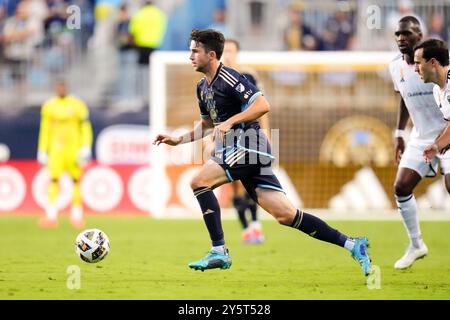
xmin=194 ymin=187 xmax=224 ymax=246
xmin=245 ymin=193 xmax=258 ymax=221
xmin=233 ymin=196 xmax=248 ymax=229
xmin=290 ymin=210 xmax=347 ymax=247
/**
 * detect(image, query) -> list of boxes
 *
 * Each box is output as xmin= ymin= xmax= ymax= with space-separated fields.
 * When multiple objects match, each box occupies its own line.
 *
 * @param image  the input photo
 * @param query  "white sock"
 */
xmin=71 ymin=205 xmax=83 ymax=221
xmin=249 ymin=221 xmax=262 ymax=230
xmin=344 ymin=238 xmax=355 ymax=251
xmin=395 ymin=194 xmax=423 ymax=248
xmin=46 ymin=205 xmax=58 ymax=221
xmin=212 ymin=245 xmax=226 ymax=254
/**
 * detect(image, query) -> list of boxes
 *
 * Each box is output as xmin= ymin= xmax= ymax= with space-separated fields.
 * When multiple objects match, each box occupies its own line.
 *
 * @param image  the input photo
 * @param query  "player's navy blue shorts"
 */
xmin=211 ymin=121 xmax=284 ymax=202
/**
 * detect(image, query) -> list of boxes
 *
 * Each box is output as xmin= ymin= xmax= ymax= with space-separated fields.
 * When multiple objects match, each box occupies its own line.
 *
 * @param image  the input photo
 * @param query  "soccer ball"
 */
xmin=75 ymin=228 xmax=110 ymax=263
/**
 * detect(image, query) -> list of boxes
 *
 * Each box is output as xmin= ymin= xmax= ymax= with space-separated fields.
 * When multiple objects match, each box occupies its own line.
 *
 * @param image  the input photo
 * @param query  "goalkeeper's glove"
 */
xmin=37 ymin=151 xmax=48 ymax=166
xmin=77 ymin=146 xmax=91 ymax=167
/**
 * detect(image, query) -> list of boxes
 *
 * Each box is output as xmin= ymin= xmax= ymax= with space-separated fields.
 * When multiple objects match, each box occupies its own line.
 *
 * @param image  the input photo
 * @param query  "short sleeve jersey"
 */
xmin=196 ymin=63 xmax=272 ymax=160
xmin=389 ymin=54 xmax=446 ymax=143
xmin=196 ymin=63 xmax=262 ymax=125
xmin=433 ymin=69 xmax=450 ymax=121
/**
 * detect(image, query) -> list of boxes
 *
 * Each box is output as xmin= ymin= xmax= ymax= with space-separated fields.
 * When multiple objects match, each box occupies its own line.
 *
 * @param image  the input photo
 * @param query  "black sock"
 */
xmin=194 ymin=187 xmax=224 ymax=246
xmin=233 ymin=196 xmax=248 ymax=229
xmin=245 ymin=193 xmax=258 ymax=222
xmin=290 ymin=209 xmax=347 ymax=247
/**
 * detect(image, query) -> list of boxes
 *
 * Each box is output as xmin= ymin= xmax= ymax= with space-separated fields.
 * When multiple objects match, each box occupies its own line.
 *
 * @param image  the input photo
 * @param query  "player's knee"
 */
xmin=190 ymin=175 xmax=210 ymax=190
xmin=269 ymin=208 xmax=293 ymax=226
xmin=394 ymin=180 xmax=413 ymax=196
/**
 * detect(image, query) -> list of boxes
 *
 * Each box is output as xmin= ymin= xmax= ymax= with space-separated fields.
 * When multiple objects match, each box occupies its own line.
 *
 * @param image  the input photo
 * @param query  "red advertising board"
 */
xmin=0 ymin=161 xmax=232 ymax=216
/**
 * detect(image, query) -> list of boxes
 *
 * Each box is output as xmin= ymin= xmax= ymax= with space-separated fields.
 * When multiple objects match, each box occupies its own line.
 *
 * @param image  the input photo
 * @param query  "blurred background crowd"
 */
xmin=0 ymin=0 xmax=449 ymax=110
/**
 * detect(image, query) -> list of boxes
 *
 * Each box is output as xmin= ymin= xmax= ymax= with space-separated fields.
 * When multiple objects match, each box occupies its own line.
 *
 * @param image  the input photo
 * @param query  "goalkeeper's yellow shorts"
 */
xmin=48 ymin=151 xmax=82 ymax=180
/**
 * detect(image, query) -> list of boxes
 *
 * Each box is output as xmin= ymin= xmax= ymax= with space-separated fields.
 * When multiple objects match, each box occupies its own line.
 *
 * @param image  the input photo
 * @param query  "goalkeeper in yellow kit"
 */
xmin=37 ymin=80 xmax=93 ymax=228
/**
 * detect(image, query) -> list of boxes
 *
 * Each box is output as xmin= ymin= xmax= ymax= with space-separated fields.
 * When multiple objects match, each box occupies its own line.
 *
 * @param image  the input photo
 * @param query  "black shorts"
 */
xmin=212 ymin=155 xmax=284 ymax=202
xmin=137 ymin=47 xmax=154 ymax=65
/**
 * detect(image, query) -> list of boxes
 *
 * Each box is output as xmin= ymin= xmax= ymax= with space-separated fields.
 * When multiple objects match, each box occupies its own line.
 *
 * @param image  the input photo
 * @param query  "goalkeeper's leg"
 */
xmin=70 ymin=164 xmax=85 ymax=229
xmin=39 ymin=155 xmax=63 ymax=227
xmin=39 ymin=178 xmax=59 ymax=228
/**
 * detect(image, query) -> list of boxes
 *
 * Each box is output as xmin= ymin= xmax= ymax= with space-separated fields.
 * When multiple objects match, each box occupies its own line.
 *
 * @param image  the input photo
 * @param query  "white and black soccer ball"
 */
xmin=75 ymin=228 xmax=110 ymax=263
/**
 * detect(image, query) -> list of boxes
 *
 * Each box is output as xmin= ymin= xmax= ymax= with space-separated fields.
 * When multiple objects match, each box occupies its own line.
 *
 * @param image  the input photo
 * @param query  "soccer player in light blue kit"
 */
xmin=153 ymin=29 xmax=372 ymax=276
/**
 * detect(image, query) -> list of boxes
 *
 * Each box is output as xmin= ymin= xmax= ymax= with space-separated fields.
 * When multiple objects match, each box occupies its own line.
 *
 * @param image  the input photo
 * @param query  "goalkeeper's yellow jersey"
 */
xmin=38 ymin=95 xmax=93 ymax=154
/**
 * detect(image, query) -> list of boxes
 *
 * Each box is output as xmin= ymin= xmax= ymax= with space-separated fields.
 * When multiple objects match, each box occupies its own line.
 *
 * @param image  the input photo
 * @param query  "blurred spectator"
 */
xmin=207 ymin=7 xmax=229 ymax=37
xmin=90 ymin=0 xmax=121 ymax=104
xmin=25 ymin=0 xmax=48 ymax=23
xmin=43 ymin=0 xmax=74 ymax=74
xmin=128 ymin=0 xmax=167 ymax=106
xmin=0 ymin=0 xmax=19 ymax=17
xmin=2 ymin=1 xmax=44 ymax=88
xmin=129 ymin=0 xmax=167 ymax=65
xmin=117 ymin=4 xmax=133 ymax=52
xmin=0 ymin=4 xmax=5 ymax=63
xmin=322 ymin=0 xmax=355 ymax=50
xmin=283 ymin=1 xmax=323 ymax=51
xmin=116 ymin=3 xmax=138 ymax=102
xmin=428 ymin=12 xmax=448 ymax=42
xmin=249 ymin=1 xmax=263 ymax=30
xmin=71 ymin=0 xmax=95 ymax=52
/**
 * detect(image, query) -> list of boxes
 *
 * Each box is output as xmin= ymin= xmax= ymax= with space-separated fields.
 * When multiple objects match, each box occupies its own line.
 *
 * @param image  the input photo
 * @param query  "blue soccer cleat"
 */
xmin=350 ymin=237 xmax=372 ymax=276
xmin=188 ymin=248 xmax=232 ymax=271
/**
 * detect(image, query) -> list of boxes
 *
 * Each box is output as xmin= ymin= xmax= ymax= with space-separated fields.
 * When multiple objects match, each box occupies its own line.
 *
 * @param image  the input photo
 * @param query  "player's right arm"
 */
xmin=154 ymin=81 xmax=215 ymax=147
xmin=153 ymin=118 xmax=214 ymax=146
xmin=389 ymin=59 xmax=409 ymax=165
xmin=394 ymin=96 xmax=409 ymax=164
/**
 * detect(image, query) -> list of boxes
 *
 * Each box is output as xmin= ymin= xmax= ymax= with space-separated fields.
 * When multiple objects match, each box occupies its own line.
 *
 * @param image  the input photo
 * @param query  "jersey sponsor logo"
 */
xmin=235 ymin=83 xmax=245 ymax=93
xmin=406 ymin=91 xmax=433 ymax=98
xmin=244 ymin=89 xmax=253 ymax=99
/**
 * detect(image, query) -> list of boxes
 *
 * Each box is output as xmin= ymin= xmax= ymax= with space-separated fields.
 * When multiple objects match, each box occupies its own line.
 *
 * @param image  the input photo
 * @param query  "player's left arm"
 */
xmin=244 ymin=70 xmax=271 ymax=141
xmin=424 ymin=122 xmax=450 ymax=161
xmin=424 ymin=94 xmax=450 ymax=161
xmin=215 ymin=95 xmax=269 ymax=139
xmin=215 ymin=73 xmax=269 ymax=137
xmin=259 ymin=113 xmax=271 ymax=142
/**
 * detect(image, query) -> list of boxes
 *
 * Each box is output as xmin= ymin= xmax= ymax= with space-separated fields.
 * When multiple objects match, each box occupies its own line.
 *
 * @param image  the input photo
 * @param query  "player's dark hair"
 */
xmin=225 ymin=38 xmax=240 ymax=51
xmin=190 ymin=29 xmax=225 ymax=60
xmin=399 ymin=15 xmax=420 ymax=27
xmin=414 ymin=38 xmax=449 ymax=66
xmin=398 ymin=15 xmax=421 ymax=33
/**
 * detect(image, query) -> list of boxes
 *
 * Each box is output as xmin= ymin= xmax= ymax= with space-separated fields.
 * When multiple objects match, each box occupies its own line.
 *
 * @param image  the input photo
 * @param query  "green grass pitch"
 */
xmin=1 ymin=216 xmax=449 ymax=299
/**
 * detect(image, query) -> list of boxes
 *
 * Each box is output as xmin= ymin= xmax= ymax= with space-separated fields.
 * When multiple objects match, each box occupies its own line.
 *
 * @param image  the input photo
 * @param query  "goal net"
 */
xmin=149 ymin=51 xmax=450 ymax=218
